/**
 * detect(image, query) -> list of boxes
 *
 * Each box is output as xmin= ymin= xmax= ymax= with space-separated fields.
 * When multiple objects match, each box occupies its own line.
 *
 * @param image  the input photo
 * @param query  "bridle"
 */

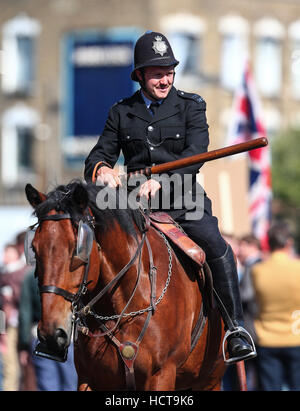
xmin=33 ymin=210 xmax=152 ymax=325
xmin=36 ymin=212 xmax=93 ymax=306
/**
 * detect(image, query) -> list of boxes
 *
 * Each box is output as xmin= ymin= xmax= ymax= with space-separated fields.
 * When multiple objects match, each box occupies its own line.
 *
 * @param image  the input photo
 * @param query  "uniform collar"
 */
xmin=140 ymin=90 xmax=163 ymax=109
xmin=128 ymin=87 xmax=180 ymax=123
xmin=150 ymin=87 xmax=180 ymax=123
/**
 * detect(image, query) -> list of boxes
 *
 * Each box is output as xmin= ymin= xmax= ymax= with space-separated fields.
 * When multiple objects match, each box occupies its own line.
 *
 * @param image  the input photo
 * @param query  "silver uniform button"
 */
xmin=150 ymin=146 xmax=154 ymax=150
xmin=126 ymin=135 xmax=130 ymax=139
xmin=148 ymin=125 xmax=154 ymax=132
xmin=176 ymin=133 xmax=180 ymax=138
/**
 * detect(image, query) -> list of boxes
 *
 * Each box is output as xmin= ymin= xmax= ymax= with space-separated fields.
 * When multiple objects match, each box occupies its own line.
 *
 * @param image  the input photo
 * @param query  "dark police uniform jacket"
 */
xmin=84 ymin=86 xmax=210 ymax=219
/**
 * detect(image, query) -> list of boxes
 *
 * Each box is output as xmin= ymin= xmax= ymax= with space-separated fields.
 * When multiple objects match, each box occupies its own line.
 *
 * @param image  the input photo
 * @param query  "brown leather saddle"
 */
xmin=147 ymin=211 xmax=214 ymax=308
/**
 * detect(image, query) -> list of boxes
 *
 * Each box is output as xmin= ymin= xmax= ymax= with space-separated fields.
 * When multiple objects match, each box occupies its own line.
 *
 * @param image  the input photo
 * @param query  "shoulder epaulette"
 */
xmin=112 ymin=98 xmax=124 ymax=108
xmin=177 ymin=90 xmax=205 ymax=104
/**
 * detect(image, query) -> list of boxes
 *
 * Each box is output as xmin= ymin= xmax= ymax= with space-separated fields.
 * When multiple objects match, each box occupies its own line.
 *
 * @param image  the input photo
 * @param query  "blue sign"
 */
xmin=62 ymin=28 xmax=141 ymax=167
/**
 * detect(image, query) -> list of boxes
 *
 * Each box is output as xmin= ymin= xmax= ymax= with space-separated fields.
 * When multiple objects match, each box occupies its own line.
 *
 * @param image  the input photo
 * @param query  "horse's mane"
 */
xmin=34 ymin=179 xmax=145 ymax=237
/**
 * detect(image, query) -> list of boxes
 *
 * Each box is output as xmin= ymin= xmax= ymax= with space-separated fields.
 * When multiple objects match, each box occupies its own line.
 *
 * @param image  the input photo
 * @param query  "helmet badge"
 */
xmin=152 ymin=36 xmax=168 ymax=56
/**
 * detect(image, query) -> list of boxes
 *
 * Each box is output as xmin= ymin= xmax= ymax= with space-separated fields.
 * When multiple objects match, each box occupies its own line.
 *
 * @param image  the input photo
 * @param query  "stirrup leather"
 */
xmin=222 ymin=326 xmax=257 ymax=365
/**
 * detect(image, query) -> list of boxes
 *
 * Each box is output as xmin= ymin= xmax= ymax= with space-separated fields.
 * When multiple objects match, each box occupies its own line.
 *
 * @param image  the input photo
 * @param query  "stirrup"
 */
xmin=222 ymin=326 xmax=257 ymax=365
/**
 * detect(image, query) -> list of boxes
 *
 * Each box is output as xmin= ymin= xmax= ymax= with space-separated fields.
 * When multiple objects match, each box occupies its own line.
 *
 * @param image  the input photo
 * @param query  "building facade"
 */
xmin=1 ymin=0 xmax=300 ymax=236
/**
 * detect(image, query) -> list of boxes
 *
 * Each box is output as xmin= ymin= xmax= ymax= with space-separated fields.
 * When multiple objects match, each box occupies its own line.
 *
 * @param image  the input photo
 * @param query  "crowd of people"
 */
xmin=223 ymin=222 xmax=300 ymax=391
xmin=0 ymin=231 xmax=78 ymax=391
xmin=0 ymin=221 xmax=300 ymax=391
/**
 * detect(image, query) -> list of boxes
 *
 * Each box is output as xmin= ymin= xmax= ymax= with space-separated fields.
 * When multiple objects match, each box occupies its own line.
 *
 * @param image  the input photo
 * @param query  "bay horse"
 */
xmin=25 ymin=180 xmax=226 ymax=391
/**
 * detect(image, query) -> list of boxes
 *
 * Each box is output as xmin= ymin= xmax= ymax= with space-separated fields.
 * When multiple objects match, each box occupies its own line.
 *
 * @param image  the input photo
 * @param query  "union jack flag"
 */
xmin=227 ymin=62 xmax=272 ymax=250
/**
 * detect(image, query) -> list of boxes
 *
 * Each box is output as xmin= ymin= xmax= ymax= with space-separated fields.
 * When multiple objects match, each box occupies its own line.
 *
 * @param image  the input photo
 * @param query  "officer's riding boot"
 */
xmin=208 ymin=244 xmax=257 ymax=365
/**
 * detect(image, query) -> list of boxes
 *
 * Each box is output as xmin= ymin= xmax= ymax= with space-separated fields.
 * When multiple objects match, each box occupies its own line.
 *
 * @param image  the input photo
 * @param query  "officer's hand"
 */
xmin=139 ymin=179 xmax=161 ymax=199
xmin=96 ymin=166 xmax=122 ymax=188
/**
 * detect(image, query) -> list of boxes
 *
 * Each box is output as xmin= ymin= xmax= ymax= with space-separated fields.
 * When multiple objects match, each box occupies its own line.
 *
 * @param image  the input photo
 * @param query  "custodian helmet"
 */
xmin=131 ymin=31 xmax=179 ymax=81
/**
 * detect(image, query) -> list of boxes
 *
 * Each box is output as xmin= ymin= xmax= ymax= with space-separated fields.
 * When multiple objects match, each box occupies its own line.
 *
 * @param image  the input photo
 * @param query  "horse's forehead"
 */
xmin=35 ymin=219 xmax=74 ymax=247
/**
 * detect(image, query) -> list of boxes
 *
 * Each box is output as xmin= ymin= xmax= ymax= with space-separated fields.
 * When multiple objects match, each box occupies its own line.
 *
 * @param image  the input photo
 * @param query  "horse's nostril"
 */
xmin=37 ymin=328 xmax=47 ymax=344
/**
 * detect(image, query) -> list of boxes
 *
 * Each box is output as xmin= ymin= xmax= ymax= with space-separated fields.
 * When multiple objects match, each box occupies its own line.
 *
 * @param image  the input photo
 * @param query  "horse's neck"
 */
xmin=96 ymin=224 xmax=142 ymax=313
xmin=100 ymin=223 xmax=138 ymax=269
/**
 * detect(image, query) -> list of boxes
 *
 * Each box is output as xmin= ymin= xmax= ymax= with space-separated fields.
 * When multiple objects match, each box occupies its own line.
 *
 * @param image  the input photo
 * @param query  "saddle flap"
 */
xmin=148 ymin=211 xmax=175 ymax=224
xmin=149 ymin=212 xmax=206 ymax=266
xmin=148 ymin=212 xmax=214 ymax=308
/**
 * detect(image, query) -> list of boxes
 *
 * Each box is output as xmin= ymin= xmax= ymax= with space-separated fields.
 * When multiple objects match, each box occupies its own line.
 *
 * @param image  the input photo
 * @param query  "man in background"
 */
xmin=0 ymin=238 xmax=29 ymax=390
xmin=251 ymin=222 xmax=300 ymax=390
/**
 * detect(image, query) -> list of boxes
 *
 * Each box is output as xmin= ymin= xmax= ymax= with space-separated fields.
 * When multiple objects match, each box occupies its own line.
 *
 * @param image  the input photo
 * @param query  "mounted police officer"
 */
xmin=84 ymin=31 xmax=256 ymax=364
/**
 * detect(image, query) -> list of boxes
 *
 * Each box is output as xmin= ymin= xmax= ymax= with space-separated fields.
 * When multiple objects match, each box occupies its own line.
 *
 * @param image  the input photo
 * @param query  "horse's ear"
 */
xmin=72 ymin=184 xmax=89 ymax=212
xmin=25 ymin=184 xmax=46 ymax=209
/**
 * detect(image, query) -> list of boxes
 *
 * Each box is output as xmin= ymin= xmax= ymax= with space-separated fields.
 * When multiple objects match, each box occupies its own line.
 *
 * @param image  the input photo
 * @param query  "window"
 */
xmin=254 ymin=18 xmax=284 ymax=98
xmin=1 ymin=104 xmax=39 ymax=186
xmin=17 ymin=126 xmax=34 ymax=171
xmin=160 ymin=13 xmax=206 ymax=81
xmin=16 ymin=36 xmax=35 ymax=93
xmin=168 ymin=32 xmax=200 ymax=77
xmin=62 ymin=27 xmax=140 ymax=168
xmin=289 ymin=20 xmax=300 ymax=100
xmin=1 ymin=13 xmax=40 ymax=95
xmin=219 ymin=15 xmax=249 ymax=91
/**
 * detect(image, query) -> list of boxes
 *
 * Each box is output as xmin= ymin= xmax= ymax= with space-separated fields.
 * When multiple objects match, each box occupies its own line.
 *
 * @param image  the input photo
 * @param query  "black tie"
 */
xmin=149 ymin=102 xmax=159 ymax=116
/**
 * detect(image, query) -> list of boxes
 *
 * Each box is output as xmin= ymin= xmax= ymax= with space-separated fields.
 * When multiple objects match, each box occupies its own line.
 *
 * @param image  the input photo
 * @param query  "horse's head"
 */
xmin=25 ymin=181 xmax=99 ymax=361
